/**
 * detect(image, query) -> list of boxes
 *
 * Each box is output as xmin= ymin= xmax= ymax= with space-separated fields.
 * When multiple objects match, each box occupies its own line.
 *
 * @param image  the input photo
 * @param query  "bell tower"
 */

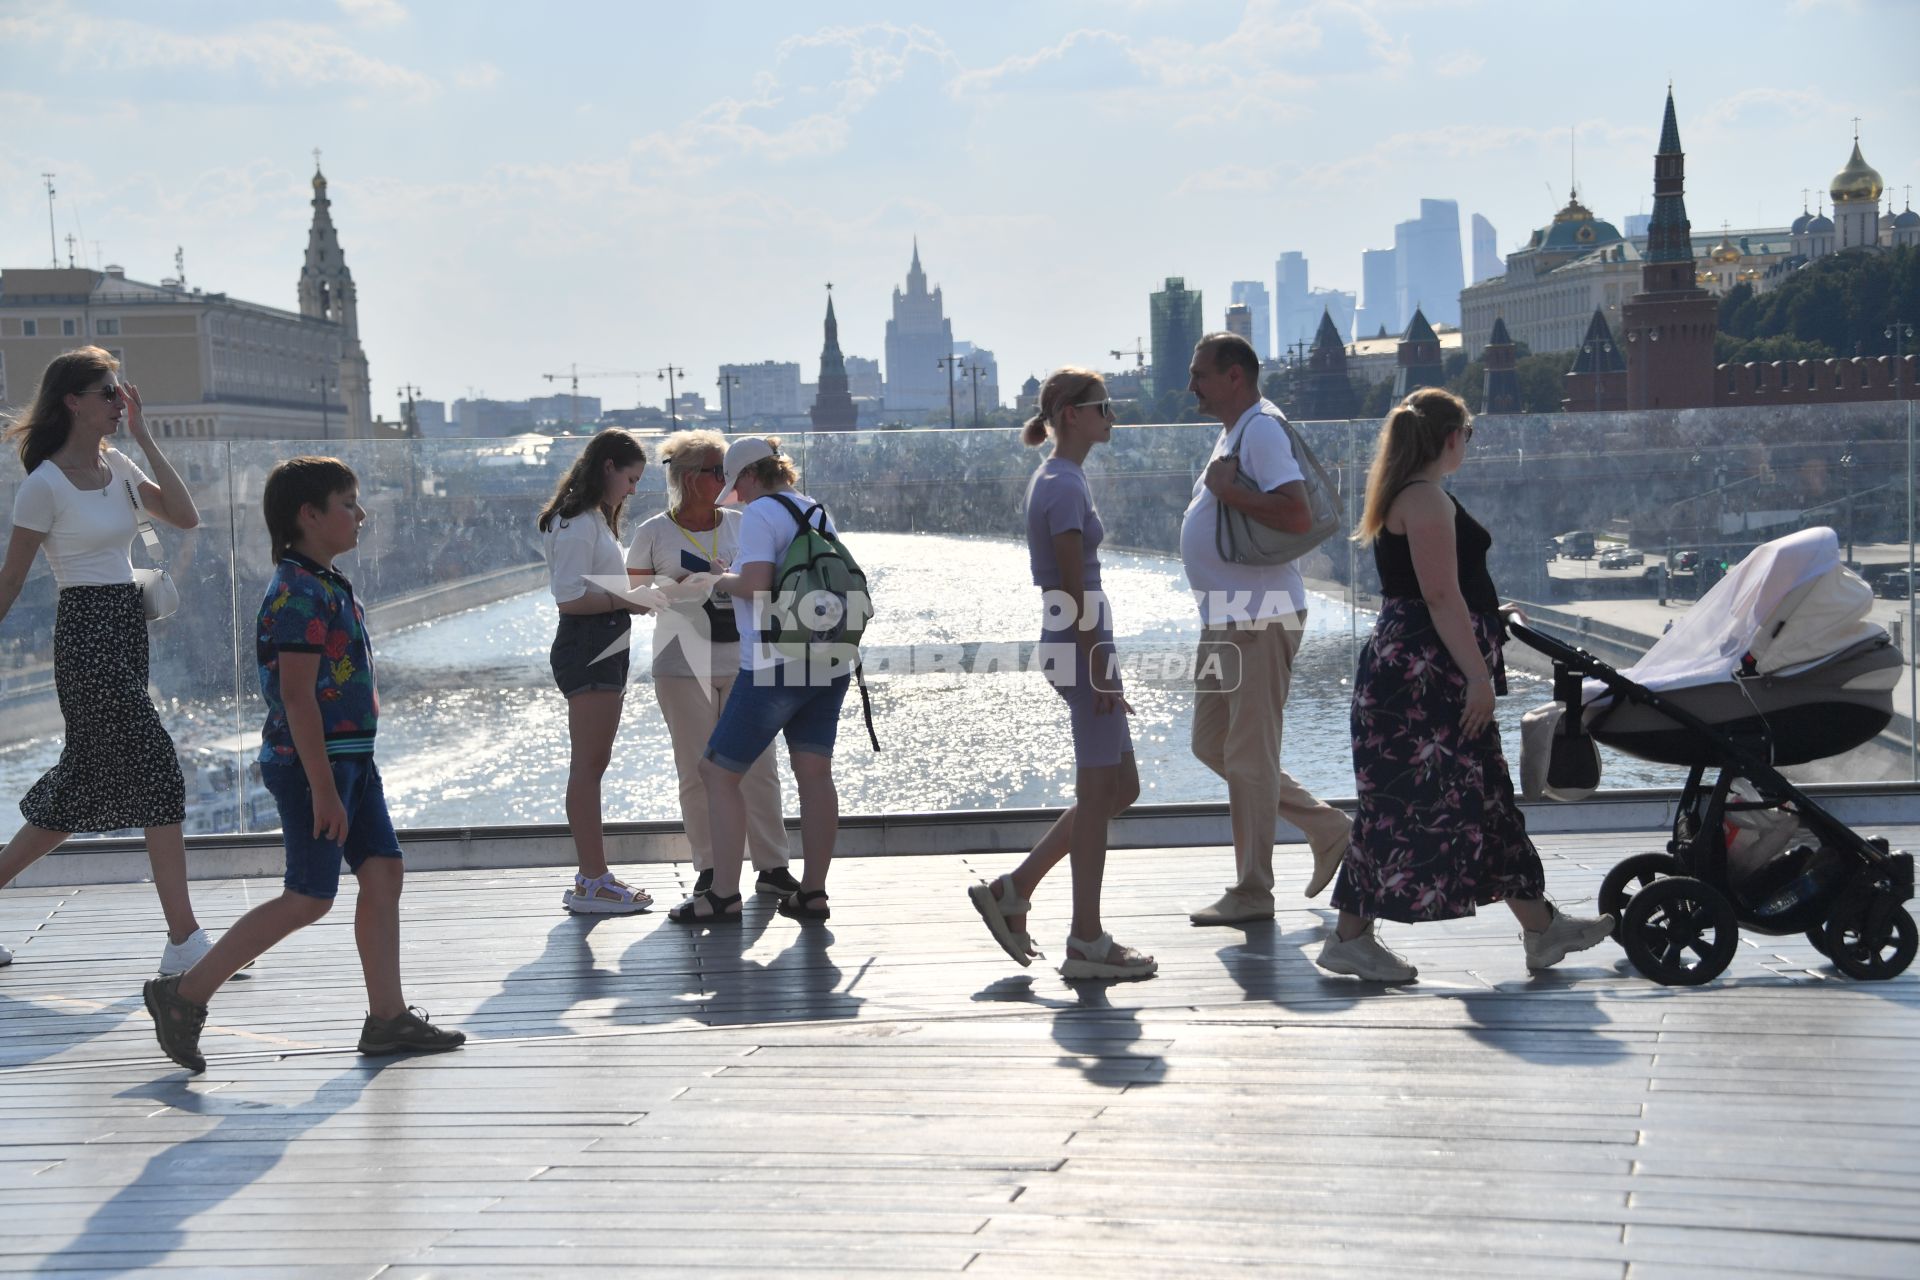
xmin=299 ymin=154 xmax=373 ymax=438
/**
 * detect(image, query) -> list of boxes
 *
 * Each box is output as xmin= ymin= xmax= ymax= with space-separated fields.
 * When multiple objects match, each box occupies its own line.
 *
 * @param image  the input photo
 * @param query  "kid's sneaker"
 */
xmin=358 ymin=1007 xmax=466 ymax=1056
xmin=143 ymin=974 xmax=208 ymax=1074
xmin=158 ymin=928 xmax=213 ymax=976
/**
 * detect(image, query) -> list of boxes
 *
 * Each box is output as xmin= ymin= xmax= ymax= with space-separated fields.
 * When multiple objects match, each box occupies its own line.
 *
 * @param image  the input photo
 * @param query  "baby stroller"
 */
xmin=1509 ymin=527 xmax=1915 ymax=986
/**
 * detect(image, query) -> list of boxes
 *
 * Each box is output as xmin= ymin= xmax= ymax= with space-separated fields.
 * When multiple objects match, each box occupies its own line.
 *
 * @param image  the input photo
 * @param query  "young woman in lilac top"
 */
xmin=968 ymin=367 xmax=1155 ymax=981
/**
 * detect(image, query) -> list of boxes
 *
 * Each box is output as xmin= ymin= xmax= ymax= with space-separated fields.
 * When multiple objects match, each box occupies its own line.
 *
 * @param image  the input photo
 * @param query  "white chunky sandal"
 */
xmin=1060 ymin=932 xmax=1157 ymax=981
xmin=967 ymin=874 xmax=1041 ymax=966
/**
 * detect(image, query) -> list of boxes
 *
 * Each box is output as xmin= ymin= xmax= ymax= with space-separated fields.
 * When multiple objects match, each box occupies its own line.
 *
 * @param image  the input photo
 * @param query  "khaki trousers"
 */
xmin=1191 ymin=612 xmax=1352 ymax=904
xmin=655 ymin=672 xmax=789 ymax=872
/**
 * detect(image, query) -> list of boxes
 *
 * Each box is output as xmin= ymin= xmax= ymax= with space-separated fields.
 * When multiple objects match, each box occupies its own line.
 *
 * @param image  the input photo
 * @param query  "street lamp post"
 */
xmin=717 ymin=373 xmax=740 ymax=432
xmin=1841 ymin=445 xmax=1857 ymax=565
xmin=936 ymin=354 xmax=961 ymax=430
xmin=958 ymin=360 xmax=986 ymax=428
xmin=657 ymin=365 xmax=685 ymax=430
xmin=1889 ymin=322 xmax=1915 ymax=399
xmin=1582 ymin=336 xmax=1613 ymax=413
xmin=310 ymin=377 xmax=336 ymax=440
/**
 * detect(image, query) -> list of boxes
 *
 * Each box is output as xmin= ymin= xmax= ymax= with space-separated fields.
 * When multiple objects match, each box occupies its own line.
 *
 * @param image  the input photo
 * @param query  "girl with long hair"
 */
xmin=539 ymin=427 xmax=654 ymax=914
xmin=967 ymin=368 xmax=1155 ymax=980
xmin=0 ymin=347 xmax=214 ymax=972
xmin=1320 ymin=388 xmax=1611 ymax=982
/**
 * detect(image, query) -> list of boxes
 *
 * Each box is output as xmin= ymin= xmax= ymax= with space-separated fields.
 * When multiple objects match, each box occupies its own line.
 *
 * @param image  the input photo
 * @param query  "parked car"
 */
xmin=1555 ymin=531 xmax=1597 ymax=559
xmin=1599 ymin=548 xmax=1644 ymax=569
xmin=1670 ymin=549 xmax=1701 ymax=571
xmin=1878 ymin=568 xmax=1915 ymax=600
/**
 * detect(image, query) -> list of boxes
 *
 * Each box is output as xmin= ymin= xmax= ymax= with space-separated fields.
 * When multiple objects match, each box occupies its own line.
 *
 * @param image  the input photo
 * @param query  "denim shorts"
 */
xmin=551 ymin=613 xmax=632 ymax=697
xmin=705 ymin=666 xmax=851 ymax=774
xmin=260 ymin=756 xmax=403 ymax=900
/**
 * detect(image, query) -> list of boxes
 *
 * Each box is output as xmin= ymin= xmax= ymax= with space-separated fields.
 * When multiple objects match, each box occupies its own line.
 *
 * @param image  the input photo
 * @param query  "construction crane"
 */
xmin=540 ymin=365 xmax=648 ymax=431
xmin=1109 ymin=338 xmax=1146 ymax=371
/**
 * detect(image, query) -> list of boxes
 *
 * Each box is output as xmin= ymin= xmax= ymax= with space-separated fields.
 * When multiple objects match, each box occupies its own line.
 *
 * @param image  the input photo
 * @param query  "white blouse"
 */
xmin=8 ymin=448 xmax=151 ymax=588
xmin=542 ymin=509 xmax=626 ymax=605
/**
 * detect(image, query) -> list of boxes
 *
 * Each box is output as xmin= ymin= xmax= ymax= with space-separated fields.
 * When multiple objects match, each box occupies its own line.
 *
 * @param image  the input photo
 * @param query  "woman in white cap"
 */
xmin=668 ymin=436 xmax=848 ymax=924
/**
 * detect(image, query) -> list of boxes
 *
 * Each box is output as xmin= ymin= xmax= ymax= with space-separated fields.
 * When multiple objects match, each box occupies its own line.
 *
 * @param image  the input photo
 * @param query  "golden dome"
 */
xmin=1831 ymin=141 xmax=1884 ymax=203
xmin=1710 ymin=232 xmax=1740 ymax=264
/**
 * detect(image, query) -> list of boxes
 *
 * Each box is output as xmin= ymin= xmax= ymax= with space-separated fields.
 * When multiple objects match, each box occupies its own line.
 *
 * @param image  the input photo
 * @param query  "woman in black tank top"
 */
xmin=1313 ymin=389 xmax=1613 ymax=983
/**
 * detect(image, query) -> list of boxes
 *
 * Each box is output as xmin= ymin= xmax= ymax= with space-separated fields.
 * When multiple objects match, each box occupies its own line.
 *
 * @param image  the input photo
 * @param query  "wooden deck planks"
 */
xmin=1 ymin=833 xmax=1917 ymax=1277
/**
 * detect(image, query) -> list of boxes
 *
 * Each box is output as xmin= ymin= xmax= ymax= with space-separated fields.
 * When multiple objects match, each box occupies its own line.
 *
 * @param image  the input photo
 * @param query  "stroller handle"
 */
xmin=1505 ymin=618 xmax=1642 ymax=698
xmin=1505 ymin=619 xmax=1584 ymax=665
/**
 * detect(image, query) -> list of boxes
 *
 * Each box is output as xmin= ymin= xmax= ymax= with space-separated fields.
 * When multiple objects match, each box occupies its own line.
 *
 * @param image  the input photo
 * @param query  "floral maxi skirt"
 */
xmin=1330 ymin=598 xmax=1544 ymax=923
xmin=19 ymin=584 xmax=187 ymax=834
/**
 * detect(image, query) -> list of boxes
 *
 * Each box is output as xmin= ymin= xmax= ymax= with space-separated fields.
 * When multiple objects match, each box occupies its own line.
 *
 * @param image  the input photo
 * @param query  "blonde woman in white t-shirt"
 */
xmin=0 ymin=346 xmax=214 ymax=973
xmin=538 ymin=428 xmax=654 ymax=915
xmin=628 ymin=430 xmax=795 ymax=901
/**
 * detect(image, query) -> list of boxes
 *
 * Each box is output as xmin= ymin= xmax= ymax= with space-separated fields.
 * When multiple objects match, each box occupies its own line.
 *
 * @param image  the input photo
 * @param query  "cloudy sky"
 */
xmin=3 ymin=0 xmax=1915 ymax=415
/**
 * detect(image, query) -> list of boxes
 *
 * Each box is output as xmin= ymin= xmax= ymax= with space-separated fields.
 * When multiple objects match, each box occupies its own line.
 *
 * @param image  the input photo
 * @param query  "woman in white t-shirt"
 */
xmin=627 ymin=430 xmax=794 ymax=900
xmin=667 ymin=437 xmax=850 ymax=925
xmin=537 ymin=427 xmax=653 ymax=916
xmin=0 ymin=346 xmax=214 ymax=973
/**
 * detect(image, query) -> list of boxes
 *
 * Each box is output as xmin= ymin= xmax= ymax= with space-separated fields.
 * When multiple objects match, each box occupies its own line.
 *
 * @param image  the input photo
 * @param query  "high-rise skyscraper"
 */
xmin=1471 ymin=213 xmax=1500 ymax=284
xmin=884 ymin=239 xmax=954 ymax=414
xmin=1274 ymin=252 xmax=1312 ymax=353
xmin=1356 ymin=248 xmax=1399 ymax=338
xmin=1230 ymin=280 xmax=1272 ymax=361
xmin=1224 ymin=303 xmax=1253 ymax=345
xmin=1148 ymin=277 xmax=1203 ymax=402
xmin=1393 ymin=199 xmax=1466 ymax=328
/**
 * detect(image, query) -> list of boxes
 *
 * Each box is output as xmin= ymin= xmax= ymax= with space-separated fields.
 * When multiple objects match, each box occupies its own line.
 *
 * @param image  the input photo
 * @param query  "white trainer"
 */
xmin=1316 ymin=927 xmax=1418 ymax=982
xmin=0 ymin=940 xmax=13 ymax=967
xmin=1522 ymin=907 xmax=1615 ymax=971
xmin=157 ymin=928 xmax=212 ymax=977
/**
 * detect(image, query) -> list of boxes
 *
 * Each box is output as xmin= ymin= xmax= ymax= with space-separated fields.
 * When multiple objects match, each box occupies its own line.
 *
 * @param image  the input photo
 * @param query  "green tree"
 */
xmin=1718 ymin=245 xmax=1920 ymax=357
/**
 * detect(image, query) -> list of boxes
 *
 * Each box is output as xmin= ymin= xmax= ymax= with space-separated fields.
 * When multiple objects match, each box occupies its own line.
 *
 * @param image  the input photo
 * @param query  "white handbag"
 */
xmin=124 ymin=478 xmax=180 ymax=623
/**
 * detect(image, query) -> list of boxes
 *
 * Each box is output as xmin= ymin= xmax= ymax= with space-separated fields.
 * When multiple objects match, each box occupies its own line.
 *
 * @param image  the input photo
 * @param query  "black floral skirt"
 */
xmin=1331 ymin=598 xmax=1544 ymax=923
xmin=19 ymin=585 xmax=187 ymax=834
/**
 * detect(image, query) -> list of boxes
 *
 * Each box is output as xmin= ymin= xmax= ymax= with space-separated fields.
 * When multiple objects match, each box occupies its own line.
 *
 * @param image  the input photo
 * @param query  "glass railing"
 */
xmin=3 ymin=399 xmax=1916 ymax=841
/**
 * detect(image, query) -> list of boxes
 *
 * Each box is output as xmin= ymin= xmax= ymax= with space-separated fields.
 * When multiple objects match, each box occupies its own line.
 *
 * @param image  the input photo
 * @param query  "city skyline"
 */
xmin=2 ymin=1 xmax=1915 ymax=411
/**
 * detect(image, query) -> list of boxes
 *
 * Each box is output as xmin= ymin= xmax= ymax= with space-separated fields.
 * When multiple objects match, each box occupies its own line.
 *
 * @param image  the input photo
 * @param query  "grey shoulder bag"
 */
xmin=1213 ymin=414 xmax=1342 ymax=566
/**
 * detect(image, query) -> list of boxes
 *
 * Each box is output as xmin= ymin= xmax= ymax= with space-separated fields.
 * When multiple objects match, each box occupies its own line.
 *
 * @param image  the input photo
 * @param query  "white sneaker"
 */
xmin=1316 ymin=927 xmax=1418 ymax=982
xmin=1522 ymin=907 xmax=1615 ymax=971
xmin=158 ymin=928 xmax=212 ymax=977
xmin=0 ymin=941 xmax=12 ymax=967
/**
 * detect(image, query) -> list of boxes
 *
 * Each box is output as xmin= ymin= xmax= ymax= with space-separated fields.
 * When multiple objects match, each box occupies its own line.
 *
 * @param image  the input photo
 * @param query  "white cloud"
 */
xmin=1435 ymin=50 xmax=1484 ymax=78
xmin=0 ymin=5 xmax=438 ymax=100
xmin=455 ymin=63 xmax=501 ymax=91
xmin=949 ymin=29 xmax=1150 ymax=96
xmin=338 ymin=0 xmax=408 ymax=26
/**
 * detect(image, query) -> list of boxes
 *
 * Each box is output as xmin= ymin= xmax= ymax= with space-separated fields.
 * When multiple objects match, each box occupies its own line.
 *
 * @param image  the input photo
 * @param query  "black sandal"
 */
xmin=667 ymin=889 xmax=742 ymax=924
xmin=777 ymin=888 xmax=831 ymax=921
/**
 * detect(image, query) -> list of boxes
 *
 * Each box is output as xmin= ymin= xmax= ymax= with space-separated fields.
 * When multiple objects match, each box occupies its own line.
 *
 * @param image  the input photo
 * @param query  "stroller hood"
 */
xmin=1612 ymin=527 xmax=1883 ymax=695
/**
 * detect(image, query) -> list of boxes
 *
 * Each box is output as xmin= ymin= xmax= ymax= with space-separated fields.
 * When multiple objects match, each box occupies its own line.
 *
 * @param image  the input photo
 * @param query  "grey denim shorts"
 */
xmin=551 ymin=612 xmax=632 ymax=696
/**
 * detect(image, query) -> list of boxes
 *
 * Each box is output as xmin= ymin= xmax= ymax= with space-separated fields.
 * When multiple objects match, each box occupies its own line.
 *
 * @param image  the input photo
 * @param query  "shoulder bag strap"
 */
xmin=123 ymin=476 xmax=168 ymax=568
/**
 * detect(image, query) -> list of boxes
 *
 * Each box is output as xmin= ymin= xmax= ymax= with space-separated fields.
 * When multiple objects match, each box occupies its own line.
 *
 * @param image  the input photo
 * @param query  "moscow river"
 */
xmin=0 ymin=532 xmax=1685 ymax=840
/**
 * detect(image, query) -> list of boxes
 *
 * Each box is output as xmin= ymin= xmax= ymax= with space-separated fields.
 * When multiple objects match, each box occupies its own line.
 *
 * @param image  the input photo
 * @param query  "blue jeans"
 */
xmin=704 ymin=667 xmax=851 ymax=774
xmin=261 ymin=756 xmax=403 ymax=900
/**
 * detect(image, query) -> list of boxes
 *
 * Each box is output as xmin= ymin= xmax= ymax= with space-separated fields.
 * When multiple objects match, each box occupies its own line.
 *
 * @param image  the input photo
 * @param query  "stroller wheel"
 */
xmin=1600 ymin=853 xmax=1686 ymax=945
xmin=1825 ymin=896 xmax=1917 ymax=981
xmin=1622 ymin=876 xmax=1739 ymax=986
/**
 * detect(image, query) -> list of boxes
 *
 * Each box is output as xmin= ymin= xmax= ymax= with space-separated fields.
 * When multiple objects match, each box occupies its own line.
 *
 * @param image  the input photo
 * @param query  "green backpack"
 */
xmin=765 ymin=494 xmax=879 ymax=749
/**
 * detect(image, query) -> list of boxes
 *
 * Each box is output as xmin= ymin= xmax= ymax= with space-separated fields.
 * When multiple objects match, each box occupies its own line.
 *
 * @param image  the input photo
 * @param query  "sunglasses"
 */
xmin=690 ymin=465 xmax=726 ymax=479
xmin=79 ymin=385 xmax=123 ymax=401
xmin=1462 ymin=424 xmax=1475 ymax=442
xmin=1072 ymin=398 xmax=1115 ymax=420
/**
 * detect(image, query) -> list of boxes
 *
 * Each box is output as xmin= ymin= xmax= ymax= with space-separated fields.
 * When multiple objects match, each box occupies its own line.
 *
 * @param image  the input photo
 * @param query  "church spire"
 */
xmin=296 ymin=153 xmax=372 ymax=438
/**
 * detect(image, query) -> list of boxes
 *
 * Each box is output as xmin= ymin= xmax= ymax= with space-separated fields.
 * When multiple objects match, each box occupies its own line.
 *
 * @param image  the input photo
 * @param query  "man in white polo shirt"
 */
xmin=1179 ymin=332 xmax=1352 ymax=926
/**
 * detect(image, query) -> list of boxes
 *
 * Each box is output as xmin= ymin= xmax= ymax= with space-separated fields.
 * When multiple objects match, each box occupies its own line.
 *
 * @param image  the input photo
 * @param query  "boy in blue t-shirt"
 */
xmin=143 ymin=457 xmax=464 ymax=1073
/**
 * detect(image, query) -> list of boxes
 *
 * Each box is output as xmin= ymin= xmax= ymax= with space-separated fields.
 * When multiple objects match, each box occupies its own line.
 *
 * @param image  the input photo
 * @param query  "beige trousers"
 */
xmin=1191 ymin=612 xmax=1352 ymax=904
xmin=655 ymin=672 xmax=789 ymax=872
